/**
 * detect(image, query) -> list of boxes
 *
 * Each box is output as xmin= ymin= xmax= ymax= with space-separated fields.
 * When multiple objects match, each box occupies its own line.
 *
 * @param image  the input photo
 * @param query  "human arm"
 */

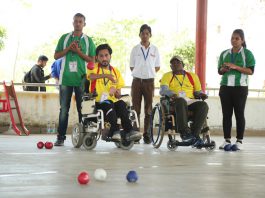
xmin=160 ymin=85 xmax=175 ymax=97
xmin=88 ymin=73 xmax=116 ymax=83
xmin=54 ymin=41 xmax=95 ymax=62
xmin=223 ymin=62 xmax=253 ymax=75
xmin=31 ymin=67 xmax=50 ymax=82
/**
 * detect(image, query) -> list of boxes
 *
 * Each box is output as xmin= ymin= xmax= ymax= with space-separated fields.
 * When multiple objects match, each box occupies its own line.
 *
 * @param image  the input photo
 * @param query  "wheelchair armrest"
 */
xmin=83 ymin=92 xmax=97 ymax=101
xmin=120 ymin=94 xmax=129 ymax=99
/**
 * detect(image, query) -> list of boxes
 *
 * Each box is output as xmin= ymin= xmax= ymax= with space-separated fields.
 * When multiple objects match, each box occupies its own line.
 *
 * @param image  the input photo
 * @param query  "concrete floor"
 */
xmin=0 ymin=134 xmax=265 ymax=198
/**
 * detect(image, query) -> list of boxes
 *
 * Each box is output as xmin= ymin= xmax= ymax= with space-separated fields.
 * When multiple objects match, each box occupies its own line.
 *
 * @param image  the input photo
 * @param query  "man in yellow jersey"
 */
xmin=160 ymin=55 xmax=208 ymax=146
xmin=87 ymin=44 xmax=142 ymax=141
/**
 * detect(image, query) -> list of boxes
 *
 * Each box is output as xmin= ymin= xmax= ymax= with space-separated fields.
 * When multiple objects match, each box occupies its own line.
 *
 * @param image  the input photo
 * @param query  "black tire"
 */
xmin=205 ymin=141 xmax=216 ymax=151
xmin=150 ymin=103 xmax=165 ymax=148
xmin=120 ymin=140 xmax=134 ymax=150
xmin=167 ymin=140 xmax=178 ymax=151
xmin=82 ymin=134 xmax=97 ymax=150
xmin=114 ymin=142 xmax=121 ymax=148
xmin=71 ymin=123 xmax=84 ymax=148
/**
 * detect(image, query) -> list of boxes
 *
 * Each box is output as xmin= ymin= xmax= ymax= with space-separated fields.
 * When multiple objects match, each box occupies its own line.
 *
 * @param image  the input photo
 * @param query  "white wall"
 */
xmin=1 ymin=92 xmax=265 ymax=130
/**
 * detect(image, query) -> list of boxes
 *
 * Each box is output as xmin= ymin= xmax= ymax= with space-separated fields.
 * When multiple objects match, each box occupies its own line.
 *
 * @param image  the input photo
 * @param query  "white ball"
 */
xmin=94 ymin=168 xmax=107 ymax=181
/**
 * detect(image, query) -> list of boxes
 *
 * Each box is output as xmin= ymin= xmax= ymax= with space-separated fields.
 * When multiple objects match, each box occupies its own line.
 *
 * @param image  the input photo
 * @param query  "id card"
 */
xmin=69 ymin=61 xmax=78 ymax=72
xmin=178 ymin=91 xmax=186 ymax=98
xmin=100 ymin=92 xmax=109 ymax=102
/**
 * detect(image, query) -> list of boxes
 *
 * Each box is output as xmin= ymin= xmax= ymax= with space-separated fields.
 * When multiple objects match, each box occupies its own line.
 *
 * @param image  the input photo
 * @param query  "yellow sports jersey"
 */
xmin=87 ymin=63 xmax=124 ymax=102
xmin=160 ymin=71 xmax=201 ymax=99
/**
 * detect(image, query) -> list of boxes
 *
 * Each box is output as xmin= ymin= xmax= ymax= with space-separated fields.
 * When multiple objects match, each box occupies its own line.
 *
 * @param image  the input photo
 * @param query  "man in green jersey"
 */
xmin=54 ymin=13 xmax=96 ymax=146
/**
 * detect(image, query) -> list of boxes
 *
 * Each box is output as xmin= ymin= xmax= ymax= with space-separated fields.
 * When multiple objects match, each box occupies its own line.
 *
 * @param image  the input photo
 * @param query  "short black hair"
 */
xmin=38 ymin=55 xmax=48 ymax=62
xmin=73 ymin=13 xmax=86 ymax=21
xmin=139 ymin=24 xmax=152 ymax=34
xmin=96 ymin=44 xmax=112 ymax=56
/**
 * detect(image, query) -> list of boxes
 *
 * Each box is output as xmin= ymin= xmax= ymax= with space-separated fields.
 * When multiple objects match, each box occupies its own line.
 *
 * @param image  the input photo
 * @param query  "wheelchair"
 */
xmin=71 ymin=92 xmax=140 ymax=150
xmin=149 ymin=96 xmax=216 ymax=151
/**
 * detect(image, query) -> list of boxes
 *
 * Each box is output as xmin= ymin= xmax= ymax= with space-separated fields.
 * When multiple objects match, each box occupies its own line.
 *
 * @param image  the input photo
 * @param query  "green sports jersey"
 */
xmin=218 ymin=47 xmax=255 ymax=86
xmin=55 ymin=32 xmax=96 ymax=86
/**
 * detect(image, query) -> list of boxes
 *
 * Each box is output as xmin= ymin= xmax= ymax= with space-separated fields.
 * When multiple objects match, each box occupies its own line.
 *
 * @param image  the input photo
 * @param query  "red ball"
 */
xmin=37 ymin=141 xmax=44 ymax=149
xmin=87 ymin=62 xmax=94 ymax=70
xmin=78 ymin=171 xmax=90 ymax=185
xmin=45 ymin=142 xmax=53 ymax=149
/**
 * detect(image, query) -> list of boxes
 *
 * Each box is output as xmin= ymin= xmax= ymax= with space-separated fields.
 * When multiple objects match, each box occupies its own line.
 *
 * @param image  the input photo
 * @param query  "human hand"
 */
xmin=170 ymin=94 xmax=178 ymax=101
xmin=109 ymin=86 xmax=116 ymax=96
xmin=114 ymin=89 xmax=121 ymax=99
xmin=194 ymin=92 xmax=208 ymax=100
xmin=69 ymin=41 xmax=80 ymax=53
xmin=223 ymin=63 xmax=238 ymax=70
xmin=106 ymin=74 xmax=116 ymax=83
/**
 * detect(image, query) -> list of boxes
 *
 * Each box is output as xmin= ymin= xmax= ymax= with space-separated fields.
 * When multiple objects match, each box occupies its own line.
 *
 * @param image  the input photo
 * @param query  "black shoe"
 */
xmin=54 ymin=139 xmax=64 ymax=146
xmin=134 ymin=139 xmax=140 ymax=144
xmin=143 ymin=133 xmax=151 ymax=144
xmin=180 ymin=131 xmax=195 ymax=143
xmin=192 ymin=137 xmax=204 ymax=148
xmin=126 ymin=130 xmax=142 ymax=141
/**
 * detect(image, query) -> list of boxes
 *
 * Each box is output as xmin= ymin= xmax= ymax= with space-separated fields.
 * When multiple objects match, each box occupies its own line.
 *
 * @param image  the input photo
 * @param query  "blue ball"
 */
xmin=126 ymin=170 xmax=138 ymax=183
xmin=231 ymin=144 xmax=239 ymax=151
xmin=224 ymin=144 xmax=232 ymax=151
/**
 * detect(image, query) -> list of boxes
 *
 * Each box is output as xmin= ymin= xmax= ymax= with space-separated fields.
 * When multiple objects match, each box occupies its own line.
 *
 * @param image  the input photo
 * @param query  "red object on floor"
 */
xmin=78 ymin=171 xmax=90 ymax=185
xmin=0 ymin=81 xmax=30 ymax=135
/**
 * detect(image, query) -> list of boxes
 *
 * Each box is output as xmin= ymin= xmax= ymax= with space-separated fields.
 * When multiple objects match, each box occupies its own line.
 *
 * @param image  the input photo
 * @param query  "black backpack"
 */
xmin=22 ymin=70 xmax=32 ymax=91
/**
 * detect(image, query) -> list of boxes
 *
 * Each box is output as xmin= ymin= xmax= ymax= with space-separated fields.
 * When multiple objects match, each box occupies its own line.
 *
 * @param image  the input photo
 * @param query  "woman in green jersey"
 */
xmin=218 ymin=29 xmax=255 ymax=150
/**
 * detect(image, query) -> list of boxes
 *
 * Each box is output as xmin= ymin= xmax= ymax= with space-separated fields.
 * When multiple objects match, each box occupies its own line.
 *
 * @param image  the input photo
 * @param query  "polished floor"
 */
xmin=0 ymin=134 xmax=265 ymax=198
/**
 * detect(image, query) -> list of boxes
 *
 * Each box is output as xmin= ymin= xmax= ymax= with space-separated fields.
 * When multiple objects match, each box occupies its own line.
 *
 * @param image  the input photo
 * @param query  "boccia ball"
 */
xmin=126 ymin=170 xmax=138 ymax=183
xmin=224 ymin=144 xmax=232 ymax=151
xmin=78 ymin=171 xmax=90 ymax=185
xmin=45 ymin=142 xmax=53 ymax=149
xmin=94 ymin=168 xmax=107 ymax=181
xmin=231 ymin=144 xmax=239 ymax=151
xmin=37 ymin=141 xmax=44 ymax=149
xmin=87 ymin=62 xmax=95 ymax=70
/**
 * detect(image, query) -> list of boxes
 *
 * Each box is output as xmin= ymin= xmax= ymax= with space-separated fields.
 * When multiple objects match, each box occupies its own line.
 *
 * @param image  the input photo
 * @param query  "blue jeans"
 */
xmin=57 ymin=85 xmax=83 ymax=140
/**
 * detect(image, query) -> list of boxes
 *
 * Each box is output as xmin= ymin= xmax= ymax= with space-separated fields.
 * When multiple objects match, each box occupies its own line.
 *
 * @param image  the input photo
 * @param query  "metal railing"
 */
xmin=1 ymin=82 xmax=265 ymax=97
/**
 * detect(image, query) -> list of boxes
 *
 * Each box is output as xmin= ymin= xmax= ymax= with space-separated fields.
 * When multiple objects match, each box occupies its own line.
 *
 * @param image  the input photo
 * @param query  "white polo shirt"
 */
xmin=130 ymin=43 xmax=161 ymax=79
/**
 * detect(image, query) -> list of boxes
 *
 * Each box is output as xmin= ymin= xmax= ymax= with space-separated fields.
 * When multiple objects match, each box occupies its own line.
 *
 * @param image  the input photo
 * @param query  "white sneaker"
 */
xmin=235 ymin=141 xmax=243 ymax=150
xmin=219 ymin=140 xmax=231 ymax=149
xmin=112 ymin=131 xmax=121 ymax=141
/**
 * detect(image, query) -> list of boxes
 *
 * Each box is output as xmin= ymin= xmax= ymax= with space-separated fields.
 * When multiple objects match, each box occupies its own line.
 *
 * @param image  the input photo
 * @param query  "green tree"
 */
xmin=0 ymin=26 xmax=7 ymax=51
xmin=88 ymin=18 xmax=155 ymax=74
xmin=169 ymin=40 xmax=195 ymax=72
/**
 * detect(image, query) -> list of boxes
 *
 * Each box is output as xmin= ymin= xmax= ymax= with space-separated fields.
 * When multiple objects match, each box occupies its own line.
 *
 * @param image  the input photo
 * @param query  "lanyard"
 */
xmin=141 ymin=47 xmax=150 ymax=61
xmin=230 ymin=52 xmax=238 ymax=63
xmin=174 ymin=71 xmax=186 ymax=88
xmin=101 ymin=65 xmax=112 ymax=87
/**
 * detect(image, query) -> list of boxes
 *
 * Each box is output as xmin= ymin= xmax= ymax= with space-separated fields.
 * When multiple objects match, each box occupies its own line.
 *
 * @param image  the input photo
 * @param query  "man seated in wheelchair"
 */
xmin=87 ymin=44 xmax=142 ymax=142
xmin=160 ymin=55 xmax=208 ymax=147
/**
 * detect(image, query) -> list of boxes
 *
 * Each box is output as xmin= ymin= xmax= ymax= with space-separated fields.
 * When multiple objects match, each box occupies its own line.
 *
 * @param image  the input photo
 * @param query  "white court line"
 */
xmin=0 ymin=171 xmax=57 ymax=178
xmin=207 ymin=163 xmax=223 ymax=166
xmin=246 ymin=164 xmax=265 ymax=167
xmin=5 ymin=152 xmax=58 ymax=155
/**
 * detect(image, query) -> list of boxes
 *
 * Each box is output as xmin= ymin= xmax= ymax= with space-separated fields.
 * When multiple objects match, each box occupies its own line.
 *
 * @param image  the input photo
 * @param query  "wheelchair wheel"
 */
xmin=167 ymin=140 xmax=178 ymax=151
xmin=119 ymin=140 xmax=134 ymax=150
xmin=114 ymin=142 xmax=121 ymax=148
xmin=82 ymin=134 xmax=97 ymax=150
xmin=205 ymin=141 xmax=216 ymax=151
xmin=71 ymin=123 xmax=84 ymax=148
xmin=150 ymin=103 xmax=165 ymax=148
